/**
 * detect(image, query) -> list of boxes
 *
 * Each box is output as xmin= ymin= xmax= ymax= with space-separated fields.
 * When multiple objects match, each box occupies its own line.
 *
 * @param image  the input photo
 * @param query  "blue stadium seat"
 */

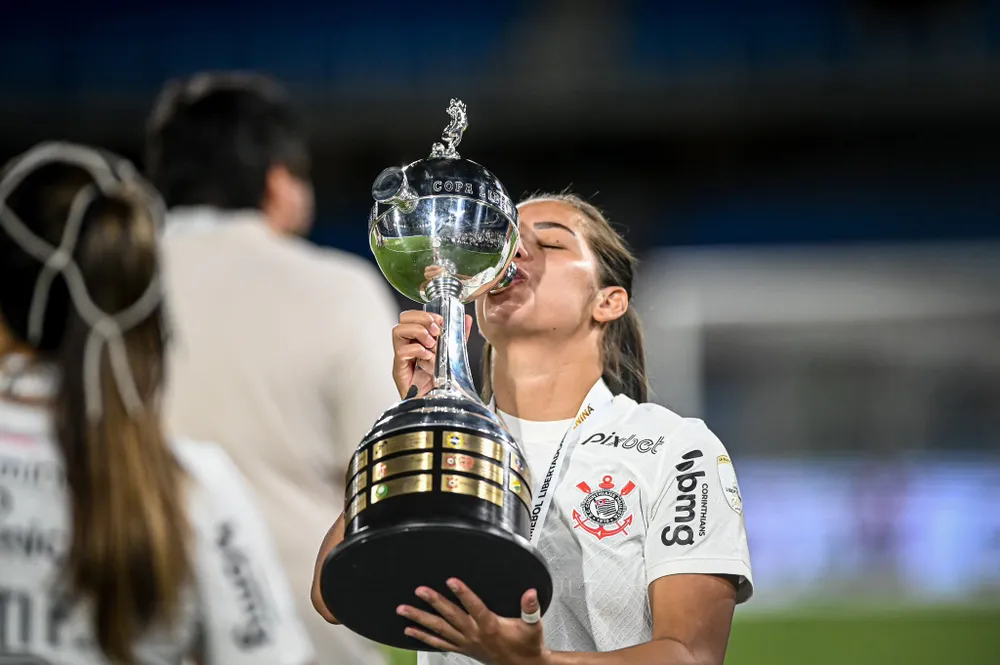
xmin=0 ymin=3 xmax=526 ymax=98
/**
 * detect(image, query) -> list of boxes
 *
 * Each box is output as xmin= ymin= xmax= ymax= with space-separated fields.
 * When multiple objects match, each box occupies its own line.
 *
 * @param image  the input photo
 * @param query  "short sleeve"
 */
xmin=643 ymin=420 xmax=754 ymax=603
xmin=189 ymin=445 xmax=316 ymax=665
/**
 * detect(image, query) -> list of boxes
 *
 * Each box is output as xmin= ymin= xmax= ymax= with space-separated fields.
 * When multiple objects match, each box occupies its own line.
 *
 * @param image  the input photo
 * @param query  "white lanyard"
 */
xmin=495 ymin=379 xmax=616 ymax=545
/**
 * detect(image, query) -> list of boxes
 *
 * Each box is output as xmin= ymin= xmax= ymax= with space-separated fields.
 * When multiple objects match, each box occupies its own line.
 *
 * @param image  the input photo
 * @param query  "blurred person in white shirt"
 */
xmin=146 ymin=73 xmax=398 ymax=665
xmin=0 ymin=141 xmax=314 ymax=665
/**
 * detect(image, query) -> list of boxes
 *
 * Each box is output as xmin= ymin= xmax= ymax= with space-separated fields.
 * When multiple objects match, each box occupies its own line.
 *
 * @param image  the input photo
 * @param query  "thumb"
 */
xmin=464 ymin=314 xmax=473 ymax=340
xmin=520 ymin=588 xmax=540 ymax=622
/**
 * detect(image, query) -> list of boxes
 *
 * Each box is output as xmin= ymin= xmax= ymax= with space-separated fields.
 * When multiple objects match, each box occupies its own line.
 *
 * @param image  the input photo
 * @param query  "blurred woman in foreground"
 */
xmin=313 ymin=193 xmax=753 ymax=665
xmin=0 ymin=142 xmax=314 ymax=665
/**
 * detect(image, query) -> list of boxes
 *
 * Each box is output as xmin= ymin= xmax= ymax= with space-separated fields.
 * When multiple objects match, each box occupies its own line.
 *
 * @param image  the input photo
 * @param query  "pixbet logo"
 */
xmin=579 ymin=431 xmax=665 ymax=455
xmin=660 ymin=449 xmax=705 ymax=547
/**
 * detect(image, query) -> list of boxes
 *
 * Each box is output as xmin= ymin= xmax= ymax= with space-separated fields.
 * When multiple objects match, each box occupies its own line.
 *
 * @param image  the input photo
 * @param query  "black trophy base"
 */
xmin=320 ymin=519 xmax=553 ymax=651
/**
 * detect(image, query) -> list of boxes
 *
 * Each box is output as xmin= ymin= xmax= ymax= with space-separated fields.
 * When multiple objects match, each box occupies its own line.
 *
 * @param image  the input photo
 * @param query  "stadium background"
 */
xmin=2 ymin=1 xmax=998 ymax=663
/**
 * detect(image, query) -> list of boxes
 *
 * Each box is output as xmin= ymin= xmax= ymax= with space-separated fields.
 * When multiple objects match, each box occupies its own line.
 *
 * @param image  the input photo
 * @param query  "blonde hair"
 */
xmin=481 ymin=192 xmax=648 ymax=403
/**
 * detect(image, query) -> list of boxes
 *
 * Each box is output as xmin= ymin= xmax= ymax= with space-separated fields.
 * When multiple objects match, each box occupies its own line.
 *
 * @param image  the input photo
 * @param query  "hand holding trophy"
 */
xmin=320 ymin=100 xmax=553 ymax=651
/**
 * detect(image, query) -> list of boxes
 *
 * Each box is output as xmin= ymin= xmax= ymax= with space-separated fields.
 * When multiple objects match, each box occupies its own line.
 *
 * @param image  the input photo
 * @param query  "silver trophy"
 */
xmin=320 ymin=100 xmax=552 ymax=651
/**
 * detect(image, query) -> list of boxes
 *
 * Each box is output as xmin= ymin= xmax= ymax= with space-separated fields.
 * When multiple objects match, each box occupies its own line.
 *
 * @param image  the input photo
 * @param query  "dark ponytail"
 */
xmin=480 ymin=341 xmax=495 ymax=403
xmin=481 ymin=192 xmax=648 ymax=404
xmin=600 ymin=307 xmax=647 ymax=403
xmin=0 ymin=153 xmax=190 ymax=664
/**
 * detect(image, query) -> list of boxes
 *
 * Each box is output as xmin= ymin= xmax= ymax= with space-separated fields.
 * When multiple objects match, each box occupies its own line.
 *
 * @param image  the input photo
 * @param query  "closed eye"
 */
xmin=539 ymin=244 xmax=563 ymax=250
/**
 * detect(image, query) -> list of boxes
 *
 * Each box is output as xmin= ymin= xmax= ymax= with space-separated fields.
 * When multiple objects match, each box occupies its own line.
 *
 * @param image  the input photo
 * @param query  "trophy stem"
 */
xmin=424 ymin=275 xmax=478 ymax=400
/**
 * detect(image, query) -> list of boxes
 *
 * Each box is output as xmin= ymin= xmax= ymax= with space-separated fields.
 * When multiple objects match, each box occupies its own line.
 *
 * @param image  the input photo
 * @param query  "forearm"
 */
xmin=546 ymin=638 xmax=701 ymax=665
xmin=311 ymin=513 xmax=345 ymax=624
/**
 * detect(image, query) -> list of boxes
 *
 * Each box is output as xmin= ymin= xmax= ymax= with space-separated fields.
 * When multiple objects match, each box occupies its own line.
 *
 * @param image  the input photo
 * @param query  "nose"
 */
xmin=488 ymin=237 xmax=526 ymax=295
xmin=514 ymin=238 xmax=529 ymax=261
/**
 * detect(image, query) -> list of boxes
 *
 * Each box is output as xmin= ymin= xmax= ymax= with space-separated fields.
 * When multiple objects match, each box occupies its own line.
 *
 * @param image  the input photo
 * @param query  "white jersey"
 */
xmin=0 ymin=385 xmax=315 ymax=664
xmin=420 ymin=380 xmax=753 ymax=664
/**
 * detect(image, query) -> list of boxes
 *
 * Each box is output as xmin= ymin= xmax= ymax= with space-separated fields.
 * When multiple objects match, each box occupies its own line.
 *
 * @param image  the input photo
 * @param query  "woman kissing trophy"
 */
xmin=320 ymin=99 xmax=553 ymax=650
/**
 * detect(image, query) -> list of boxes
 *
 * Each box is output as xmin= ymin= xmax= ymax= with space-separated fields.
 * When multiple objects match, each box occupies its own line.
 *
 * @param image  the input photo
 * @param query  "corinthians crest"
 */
xmin=572 ymin=475 xmax=636 ymax=540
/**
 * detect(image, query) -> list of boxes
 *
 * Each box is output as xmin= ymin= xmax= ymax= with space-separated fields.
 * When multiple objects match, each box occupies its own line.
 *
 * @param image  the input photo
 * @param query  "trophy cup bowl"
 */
xmin=319 ymin=100 xmax=553 ymax=651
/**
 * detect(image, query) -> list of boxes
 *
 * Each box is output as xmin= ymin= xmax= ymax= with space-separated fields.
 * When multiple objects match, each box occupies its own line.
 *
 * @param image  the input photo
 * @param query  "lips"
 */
xmin=488 ymin=265 xmax=528 ymax=300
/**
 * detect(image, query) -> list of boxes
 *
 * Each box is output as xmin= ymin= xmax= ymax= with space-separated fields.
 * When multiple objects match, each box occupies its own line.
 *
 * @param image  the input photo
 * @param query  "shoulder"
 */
xmin=280 ymin=238 xmax=379 ymax=281
xmin=172 ymin=436 xmax=239 ymax=483
xmin=274 ymin=239 xmax=393 ymax=304
xmin=591 ymin=397 xmax=700 ymax=453
xmin=622 ymin=399 xmax=688 ymax=434
xmin=172 ymin=437 xmax=254 ymax=510
xmin=172 ymin=437 xmax=271 ymax=549
xmin=626 ymin=400 xmax=729 ymax=455
xmin=575 ymin=397 xmax=694 ymax=474
xmin=316 ymin=246 xmax=394 ymax=300
xmin=605 ymin=399 xmax=733 ymax=483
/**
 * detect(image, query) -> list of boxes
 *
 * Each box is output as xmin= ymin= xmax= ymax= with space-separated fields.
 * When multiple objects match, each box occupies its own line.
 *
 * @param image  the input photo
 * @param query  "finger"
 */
xmin=395 ymin=314 xmax=441 ymax=340
xmin=399 ymin=310 xmax=443 ymax=335
xmin=403 ymin=626 xmax=461 ymax=652
xmin=464 ymin=314 xmax=473 ymax=340
xmin=393 ymin=323 xmax=439 ymax=349
xmin=415 ymin=358 xmax=436 ymax=376
xmin=413 ymin=372 xmax=435 ymax=392
xmin=416 ymin=586 xmax=473 ymax=633
xmin=405 ymin=376 xmax=434 ymax=400
xmin=520 ymin=588 xmax=541 ymax=626
xmin=446 ymin=578 xmax=495 ymax=627
xmin=396 ymin=343 xmax=434 ymax=364
xmin=397 ymin=604 xmax=465 ymax=646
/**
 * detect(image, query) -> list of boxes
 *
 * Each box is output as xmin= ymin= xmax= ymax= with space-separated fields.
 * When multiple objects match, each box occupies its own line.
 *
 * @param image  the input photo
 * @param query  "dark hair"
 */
xmin=0 ymin=150 xmax=190 ymax=663
xmin=481 ymin=192 xmax=649 ymax=404
xmin=145 ymin=71 xmax=310 ymax=210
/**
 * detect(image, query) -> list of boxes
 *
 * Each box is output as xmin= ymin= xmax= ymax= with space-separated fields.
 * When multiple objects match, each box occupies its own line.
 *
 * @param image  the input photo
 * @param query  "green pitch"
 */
xmin=382 ymin=605 xmax=1000 ymax=665
xmin=726 ymin=606 xmax=1000 ymax=665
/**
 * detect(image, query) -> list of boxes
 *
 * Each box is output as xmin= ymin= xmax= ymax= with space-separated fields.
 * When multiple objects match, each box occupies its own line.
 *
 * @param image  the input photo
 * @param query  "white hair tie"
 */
xmin=0 ymin=142 xmax=165 ymax=422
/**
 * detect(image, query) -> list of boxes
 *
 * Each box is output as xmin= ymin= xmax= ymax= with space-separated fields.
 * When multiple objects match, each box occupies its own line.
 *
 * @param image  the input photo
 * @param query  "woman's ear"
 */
xmin=592 ymin=286 xmax=628 ymax=324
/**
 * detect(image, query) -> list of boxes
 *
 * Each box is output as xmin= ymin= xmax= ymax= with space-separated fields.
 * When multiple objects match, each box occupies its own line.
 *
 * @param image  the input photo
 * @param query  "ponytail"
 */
xmin=54 ymin=194 xmax=190 ymax=664
xmin=601 ymin=307 xmax=647 ymax=403
xmin=480 ymin=341 xmax=495 ymax=404
xmin=0 ymin=147 xmax=190 ymax=664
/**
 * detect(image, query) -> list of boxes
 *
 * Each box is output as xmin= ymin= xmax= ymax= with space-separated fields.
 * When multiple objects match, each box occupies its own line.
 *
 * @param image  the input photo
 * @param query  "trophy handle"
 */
xmin=423 ymin=275 xmax=478 ymax=400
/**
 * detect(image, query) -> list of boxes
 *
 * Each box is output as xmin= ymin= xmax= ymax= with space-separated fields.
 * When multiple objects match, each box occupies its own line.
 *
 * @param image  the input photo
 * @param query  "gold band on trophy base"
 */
xmin=347 ymin=470 xmax=368 ymax=500
xmin=441 ymin=452 xmax=504 ymax=485
xmin=372 ymin=452 xmax=435 ymax=482
xmin=346 ymin=491 xmax=367 ymax=524
xmin=373 ymin=431 xmax=434 ymax=460
xmin=349 ymin=448 xmax=369 ymax=478
xmin=371 ymin=473 xmax=434 ymax=506
xmin=441 ymin=473 xmax=504 ymax=507
xmin=442 ymin=430 xmax=504 ymax=462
